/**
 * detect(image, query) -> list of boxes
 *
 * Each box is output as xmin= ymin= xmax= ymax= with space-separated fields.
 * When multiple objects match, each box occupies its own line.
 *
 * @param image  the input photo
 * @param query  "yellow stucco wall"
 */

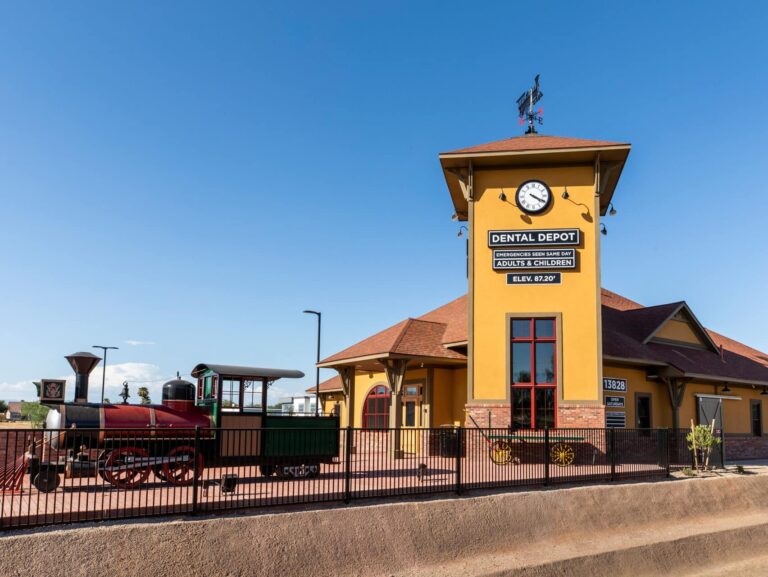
xmin=679 ymin=382 xmax=766 ymax=435
xmin=603 ymin=362 xmax=766 ymax=434
xmin=602 ymin=364 xmax=671 ymax=428
xmin=722 ymin=387 xmax=766 ymax=435
xmin=324 ymin=363 xmax=766 ymax=435
xmin=452 ymin=368 xmax=468 ymax=423
xmin=471 ymin=165 xmax=602 ymax=404
xmin=654 ymin=319 xmax=706 ymax=346
xmin=322 ymin=367 xmax=468 ymax=428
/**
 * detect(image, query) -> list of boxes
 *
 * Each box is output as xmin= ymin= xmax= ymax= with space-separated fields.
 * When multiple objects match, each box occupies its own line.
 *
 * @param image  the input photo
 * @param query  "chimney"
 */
xmin=65 ymin=352 xmax=101 ymax=404
xmin=719 ymin=344 xmax=725 ymax=362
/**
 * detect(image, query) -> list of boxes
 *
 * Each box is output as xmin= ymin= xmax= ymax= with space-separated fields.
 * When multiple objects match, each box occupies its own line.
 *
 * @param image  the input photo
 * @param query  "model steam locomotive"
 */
xmin=26 ymin=352 xmax=339 ymax=493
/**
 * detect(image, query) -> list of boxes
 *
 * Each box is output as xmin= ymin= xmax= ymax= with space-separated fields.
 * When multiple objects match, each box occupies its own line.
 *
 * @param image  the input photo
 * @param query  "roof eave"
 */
xmin=683 ymin=373 xmax=768 ymax=388
xmin=439 ymin=144 xmax=631 ymax=219
xmin=318 ymin=352 xmax=466 ymax=369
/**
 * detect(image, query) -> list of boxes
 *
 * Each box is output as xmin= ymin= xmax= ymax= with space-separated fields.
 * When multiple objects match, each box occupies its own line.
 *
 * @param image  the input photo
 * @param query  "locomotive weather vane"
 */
xmin=517 ymin=74 xmax=544 ymax=134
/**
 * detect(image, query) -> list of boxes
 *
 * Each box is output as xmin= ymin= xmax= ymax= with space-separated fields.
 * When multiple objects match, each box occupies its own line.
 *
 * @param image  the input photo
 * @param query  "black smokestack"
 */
xmin=65 ymin=352 xmax=101 ymax=404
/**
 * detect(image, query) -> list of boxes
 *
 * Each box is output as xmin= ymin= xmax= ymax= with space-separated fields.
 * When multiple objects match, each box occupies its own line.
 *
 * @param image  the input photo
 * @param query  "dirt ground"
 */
xmin=0 ymin=471 xmax=767 ymax=577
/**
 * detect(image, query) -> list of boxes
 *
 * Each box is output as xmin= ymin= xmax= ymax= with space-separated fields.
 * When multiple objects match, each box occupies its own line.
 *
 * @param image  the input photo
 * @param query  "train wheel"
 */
xmin=550 ymin=443 xmax=575 ymax=467
xmin=490 ymin=440 xmax=513 ymax=465
xmin=152 ymin=465 xmax=168 ymax=482
xmin=162 ymin=446 xmax=203 ymax=486
xmin=259 ymin=465 xmax=275 ymax=477
xmin=33 ymin=469 xmax=61 ymax=493
xmin=103 ymin=447 xmax=151 ymax=489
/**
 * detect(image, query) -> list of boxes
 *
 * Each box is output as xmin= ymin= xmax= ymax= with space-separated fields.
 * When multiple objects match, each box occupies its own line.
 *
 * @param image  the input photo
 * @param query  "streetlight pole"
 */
xmin=92 ymin=345 xmax=118 ymax=403
xmin=302 ymin=310 xmax=321 ymax=416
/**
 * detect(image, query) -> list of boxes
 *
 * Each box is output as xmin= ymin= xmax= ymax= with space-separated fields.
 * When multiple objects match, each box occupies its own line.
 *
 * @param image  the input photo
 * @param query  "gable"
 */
xmin=643 ymin=304 xmax=719 ymax=353
xmin=654 ymin=317 xmax=710 ymax=348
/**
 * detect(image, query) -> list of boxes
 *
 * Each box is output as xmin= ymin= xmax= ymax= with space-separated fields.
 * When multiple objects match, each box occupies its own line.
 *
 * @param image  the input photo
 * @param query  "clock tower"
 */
xmin=440 ymin=134 xmax=631 ymax=428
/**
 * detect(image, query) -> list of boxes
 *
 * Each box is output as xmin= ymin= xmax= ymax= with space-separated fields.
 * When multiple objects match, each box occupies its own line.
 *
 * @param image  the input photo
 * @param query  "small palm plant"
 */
xmin=686 ymin=420 xmax=721 ymax=472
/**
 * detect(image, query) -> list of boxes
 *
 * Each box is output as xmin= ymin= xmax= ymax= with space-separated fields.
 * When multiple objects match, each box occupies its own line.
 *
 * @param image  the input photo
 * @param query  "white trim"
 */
xmin=694 ymin=394 xmax=742 ymax=401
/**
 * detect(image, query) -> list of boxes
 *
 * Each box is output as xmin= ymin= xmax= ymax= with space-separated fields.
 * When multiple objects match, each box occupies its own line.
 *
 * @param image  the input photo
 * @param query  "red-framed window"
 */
xmin=362 ymin=385 xmax=390 ymax=429
xmin=510 ymin=318 xmax=557 ymax=430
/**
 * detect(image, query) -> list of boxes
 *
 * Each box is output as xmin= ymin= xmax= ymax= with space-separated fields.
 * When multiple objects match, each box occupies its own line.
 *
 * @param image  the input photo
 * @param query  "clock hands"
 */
xmin=529 ymin=193 xmax=545 ymax=203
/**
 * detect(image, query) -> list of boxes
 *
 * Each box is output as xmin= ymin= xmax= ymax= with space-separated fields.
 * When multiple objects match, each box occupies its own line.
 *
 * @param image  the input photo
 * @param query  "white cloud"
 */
xmin=124 ymin=340 xmax=156 ymax=346
xmin=0 ymin=362 xmax=166 ymax=403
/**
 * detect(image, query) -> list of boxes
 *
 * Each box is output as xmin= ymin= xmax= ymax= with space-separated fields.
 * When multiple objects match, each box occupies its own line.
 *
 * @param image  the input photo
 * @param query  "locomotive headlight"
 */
xmin=45 ymin=409 xmax=63 ymax=449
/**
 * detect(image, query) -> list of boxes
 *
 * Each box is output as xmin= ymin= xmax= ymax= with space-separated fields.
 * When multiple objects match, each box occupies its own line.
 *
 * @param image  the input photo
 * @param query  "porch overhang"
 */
xmin=317 ymin=353 xmax=466 ymax=372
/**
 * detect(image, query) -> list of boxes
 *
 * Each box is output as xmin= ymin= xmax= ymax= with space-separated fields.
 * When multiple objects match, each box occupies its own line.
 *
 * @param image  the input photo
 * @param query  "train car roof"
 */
xmin=191 ymin=363 xmax=305 ymax=380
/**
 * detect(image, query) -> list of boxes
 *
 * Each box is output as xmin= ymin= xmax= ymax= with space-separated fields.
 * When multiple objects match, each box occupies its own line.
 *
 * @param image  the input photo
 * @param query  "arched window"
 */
xmin=362 ymin=385 xmax=390 ymax=429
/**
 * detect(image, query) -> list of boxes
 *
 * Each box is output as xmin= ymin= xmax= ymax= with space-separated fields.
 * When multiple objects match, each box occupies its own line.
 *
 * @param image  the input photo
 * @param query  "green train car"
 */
xmin=191 ymin=363 xmax=340 ymax=479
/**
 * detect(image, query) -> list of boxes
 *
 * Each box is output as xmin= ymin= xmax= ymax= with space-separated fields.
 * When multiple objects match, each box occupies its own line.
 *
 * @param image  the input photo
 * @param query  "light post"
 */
xmin=92 ymin=345 xmax=118 ymax=403
xmin=302 ymin=310 xmax=321 ymax=416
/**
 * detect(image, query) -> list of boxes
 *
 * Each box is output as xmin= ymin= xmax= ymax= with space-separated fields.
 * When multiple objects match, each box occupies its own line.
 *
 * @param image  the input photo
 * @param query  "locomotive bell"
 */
xmin=65 ymin=352 xmax=101 ymax=404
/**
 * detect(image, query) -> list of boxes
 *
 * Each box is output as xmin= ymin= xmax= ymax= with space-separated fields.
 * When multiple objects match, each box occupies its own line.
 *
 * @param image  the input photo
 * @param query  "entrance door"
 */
xmin=697 ymin=397 xmax=724 ymax=467
xmin=636 ymin=394 xmax=652 ymax=435
xmin=401 ymin=383 xmax=423 ymax=454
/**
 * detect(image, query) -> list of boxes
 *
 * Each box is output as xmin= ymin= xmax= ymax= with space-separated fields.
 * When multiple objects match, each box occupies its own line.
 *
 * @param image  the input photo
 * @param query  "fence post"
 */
xmin=544 ymin=428 xmax=550 ymax=486
xmin=455 ymin=426 xmax=463 ymax=495
xmin=609 ymin=428 xmax=616 ymax=482
xmin=344 ymin=426 xmax=353 ymax=504
xmin=719 ymin=427 xmax=726 ymax=469
xmin=191 ymin=426 xmax=200 ymax=515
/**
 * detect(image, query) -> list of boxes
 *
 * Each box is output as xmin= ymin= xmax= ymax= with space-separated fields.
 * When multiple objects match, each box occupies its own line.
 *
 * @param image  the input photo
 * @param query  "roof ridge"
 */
xmin=390 ymin=318 xmax=416 ymax=353
xmin=441 ymin=134 xmax=630 ymax=156
xmin=408 ymin=317 xmax=448 ymax=327
xmin=620 ymin=301 xmax=684 ymax=314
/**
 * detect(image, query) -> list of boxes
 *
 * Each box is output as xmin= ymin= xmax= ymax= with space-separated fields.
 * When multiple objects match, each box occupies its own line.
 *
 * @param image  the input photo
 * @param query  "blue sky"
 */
xmin=1 ymin=1 xmax=767 ymax=402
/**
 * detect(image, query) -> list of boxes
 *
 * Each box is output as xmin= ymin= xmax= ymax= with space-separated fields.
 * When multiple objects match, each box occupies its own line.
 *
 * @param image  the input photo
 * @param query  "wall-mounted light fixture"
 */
xmin=721 ymin=383 xmax=732 ymax=393
xmin=561 ymin=187 xmax=569 ymax=200
xmin=600 ymin=223 xmax=608 ymax=236
xmin=608 ymin=202 xmax=617 ymax=216
xmin=499 ymin=191 xmax=507 ymax=202
xmin=457 ymin=225 xmax=468 ymax=238
xmin=761 ymin=386 xmax=768 ymax=396
xmin=451 ymin=213 xmax=458 ymax=221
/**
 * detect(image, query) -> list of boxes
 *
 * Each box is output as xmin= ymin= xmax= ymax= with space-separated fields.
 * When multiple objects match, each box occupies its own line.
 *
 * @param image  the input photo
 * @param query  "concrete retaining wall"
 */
xmin=2 ymin=475 xmax=767 ymax=577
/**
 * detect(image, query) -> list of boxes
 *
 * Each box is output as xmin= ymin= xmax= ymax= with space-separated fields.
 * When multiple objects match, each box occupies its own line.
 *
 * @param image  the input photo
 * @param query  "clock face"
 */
xmin=515 ymin=180 xmax=552 ymax=215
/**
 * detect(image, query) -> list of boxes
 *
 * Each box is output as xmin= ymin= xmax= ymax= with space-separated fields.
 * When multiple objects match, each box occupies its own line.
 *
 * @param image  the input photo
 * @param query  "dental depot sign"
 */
xmin=488 ymin=228 xmax=580 ymax=248
xmin=489 ymin=229 xmax=581 ymax=276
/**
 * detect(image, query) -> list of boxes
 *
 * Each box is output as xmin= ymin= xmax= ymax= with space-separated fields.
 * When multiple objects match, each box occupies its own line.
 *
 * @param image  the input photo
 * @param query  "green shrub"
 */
xmin=686 ymin=423 xmax=722 ymax=471
xmin=20 ymin=402 xmax=49 ymax=428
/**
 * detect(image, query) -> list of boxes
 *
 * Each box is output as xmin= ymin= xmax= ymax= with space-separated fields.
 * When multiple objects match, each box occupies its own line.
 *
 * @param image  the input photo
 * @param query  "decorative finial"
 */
xmin=516 ymin=74 xmax=544 ymax=134
xmin=119 ymin=381 xmax=130 ymax=404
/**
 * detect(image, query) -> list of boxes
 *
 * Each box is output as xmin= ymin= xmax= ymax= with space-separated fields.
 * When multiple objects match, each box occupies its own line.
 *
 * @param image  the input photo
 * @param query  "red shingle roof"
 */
xmin=319 ymin=288 xmax=768 ymax=383
xmin=307 ymin=375 xmax=343 ymax=394
xmin=319 ymin=317 xmax=465 ymax=365
xmin=600 ymin=289 xmax=643 ymax=311
xmin=442 ymin=134 xmax=629 ymax=156
xmin=417 ymin=295 xmax=467 ymax=344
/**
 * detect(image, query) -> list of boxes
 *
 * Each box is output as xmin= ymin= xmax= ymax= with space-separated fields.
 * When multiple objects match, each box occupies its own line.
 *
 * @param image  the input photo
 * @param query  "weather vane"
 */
xmin=517 ymin=74 xmax=544 ymax=134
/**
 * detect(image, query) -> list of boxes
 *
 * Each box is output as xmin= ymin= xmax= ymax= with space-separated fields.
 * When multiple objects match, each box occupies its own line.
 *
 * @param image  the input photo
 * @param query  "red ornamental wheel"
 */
xmin=162 ymin=446 xmax=204 ymax=486
xmin=103 ymin=447 xmax=151 ymax=489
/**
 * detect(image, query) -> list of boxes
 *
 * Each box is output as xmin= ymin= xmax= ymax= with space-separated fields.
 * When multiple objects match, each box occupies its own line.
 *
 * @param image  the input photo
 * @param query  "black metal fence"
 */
xmin=0 ymin=426 xmax=695 ymax=530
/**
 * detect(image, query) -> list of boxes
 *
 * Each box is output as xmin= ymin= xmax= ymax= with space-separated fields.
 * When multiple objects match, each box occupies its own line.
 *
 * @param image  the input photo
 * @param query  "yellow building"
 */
xmin=312 ymin=134 xmax=768 ymax=461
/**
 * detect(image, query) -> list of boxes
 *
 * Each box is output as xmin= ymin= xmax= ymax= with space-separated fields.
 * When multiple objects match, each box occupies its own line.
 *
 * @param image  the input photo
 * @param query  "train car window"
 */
xmin=197 ymin=378 xmax=203 ymax=400
xmin=221 ymin=379 xmax=241 ymax=410
xmin=243 ymin=380 xmax=261 ymax=410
